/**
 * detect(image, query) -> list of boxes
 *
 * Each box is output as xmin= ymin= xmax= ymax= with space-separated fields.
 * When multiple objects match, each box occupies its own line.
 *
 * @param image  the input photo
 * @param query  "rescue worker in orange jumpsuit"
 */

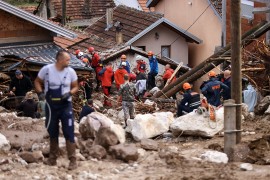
xmin=89 ymin=47 xmax=102 ymax=91
xmin=114 ymin=62 xmax=129 ymax=90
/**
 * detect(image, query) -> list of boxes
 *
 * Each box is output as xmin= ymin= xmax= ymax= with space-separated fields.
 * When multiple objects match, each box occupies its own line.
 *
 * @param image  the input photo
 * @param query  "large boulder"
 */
xmin=88 ymin=145 xmax=107 ymax=159
xmin=170 ymin=107 xmax=224 ymax=138
xmin=127 ymin=112 xmax=174 ymax=141
xmin=109 ymin=144 xmax=139 ymax=162
xmin=94 ymin=127 xmax=119 ymax=149
xmin=254 ymin=96 xmax=270 ymax=115
xmin=0 ymin=133 xmax=11 ymax=153
xmin=79 ymin=112 xmax=125 ymax=143
xmin=19 ymin=151 xmax=44 ymax=163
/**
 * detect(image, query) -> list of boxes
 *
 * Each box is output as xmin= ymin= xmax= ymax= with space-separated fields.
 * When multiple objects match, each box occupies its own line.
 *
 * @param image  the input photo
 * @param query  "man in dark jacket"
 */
xmin=201 ymin=71 xmax=229 ymax=107
xmin=9 ymin=70 xmax=33 ymax=96
xmin=147 ymin=51 xmax=158 ymax=90
xmin=17 ymin=92 xmax=38 ymax=118
xmin=177 ymin=83 xmax=201 ymax=117
xmin=222 ymin=70 xmax=231 ymax=100
xmin=79 ymin=99 xmax=95 ymax=122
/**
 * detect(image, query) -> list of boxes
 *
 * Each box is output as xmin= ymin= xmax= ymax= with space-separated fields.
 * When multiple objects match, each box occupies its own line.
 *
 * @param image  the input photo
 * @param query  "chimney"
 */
xmin=114 ymin=21 xmax=123 ymax=45
xmin=105 ymin=8 xmax=113 ymax=30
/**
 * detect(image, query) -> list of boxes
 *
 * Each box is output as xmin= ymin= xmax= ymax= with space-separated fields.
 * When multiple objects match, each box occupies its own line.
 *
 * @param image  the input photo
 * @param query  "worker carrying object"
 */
xmin=177 ymin=82 xmax=201 ymax=117
xmin=201 ymin=70 xmax=229 ymax=107
xmin=34 ymin=50 xmax=79 ymax=170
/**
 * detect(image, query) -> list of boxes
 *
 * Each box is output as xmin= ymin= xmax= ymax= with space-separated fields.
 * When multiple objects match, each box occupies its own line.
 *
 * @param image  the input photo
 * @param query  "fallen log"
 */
xmin=241 ymin=68 xmax=265 ymax=72
xmin=155 ymin=21 xmax=270 ymax=98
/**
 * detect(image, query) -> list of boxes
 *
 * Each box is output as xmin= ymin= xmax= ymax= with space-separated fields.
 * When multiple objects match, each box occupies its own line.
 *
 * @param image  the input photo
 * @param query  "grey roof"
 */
xmin=0 ymin=43 xmax=91 ymax=71
xmin=0 ymin=1 xmax=77 ymax=39
xmin=126 ymin=17 xmax=202 ymax=45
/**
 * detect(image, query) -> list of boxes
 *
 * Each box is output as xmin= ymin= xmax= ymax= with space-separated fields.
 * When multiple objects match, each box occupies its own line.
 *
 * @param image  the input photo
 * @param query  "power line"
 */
xmin=156 ymin=3 xmax=211 ymax=56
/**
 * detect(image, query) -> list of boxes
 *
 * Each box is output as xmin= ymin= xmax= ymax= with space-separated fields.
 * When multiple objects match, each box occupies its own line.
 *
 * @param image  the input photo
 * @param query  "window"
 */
xmin=136 ymin=46 xmax=146 ymax=51
xmin=241 ymin=0 xmax=254 ymax=19
xmin=161 ymin=45 xmax=171 ymax=58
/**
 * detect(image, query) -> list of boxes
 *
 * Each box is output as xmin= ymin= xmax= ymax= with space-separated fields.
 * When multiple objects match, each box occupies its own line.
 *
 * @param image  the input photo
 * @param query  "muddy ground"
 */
xmin=0 ymin=108 xmax=270 ymax=180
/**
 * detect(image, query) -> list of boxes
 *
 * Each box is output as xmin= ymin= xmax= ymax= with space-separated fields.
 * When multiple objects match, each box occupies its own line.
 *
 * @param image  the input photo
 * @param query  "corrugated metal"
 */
xmin=0 ymin=1 xmax=77 ymax=39
xmin=241 ymin=3 xmax=254 ymax=20
xmin=0 ymin=43 xmax=91 ymax=71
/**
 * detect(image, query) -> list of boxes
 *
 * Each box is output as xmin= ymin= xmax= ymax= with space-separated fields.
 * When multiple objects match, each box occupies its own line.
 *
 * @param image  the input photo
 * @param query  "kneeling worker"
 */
xmin=177 ymin=83 xmax=201 ymax=117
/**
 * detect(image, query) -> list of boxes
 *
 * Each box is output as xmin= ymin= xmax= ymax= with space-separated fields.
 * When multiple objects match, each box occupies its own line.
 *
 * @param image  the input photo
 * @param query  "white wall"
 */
xmin=114 ymin=0 xmax=142 ymax=10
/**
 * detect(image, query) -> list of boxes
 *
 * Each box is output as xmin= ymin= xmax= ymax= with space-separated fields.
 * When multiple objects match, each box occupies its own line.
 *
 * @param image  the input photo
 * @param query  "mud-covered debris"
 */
xmin=109 ymin=144 xmax=139 ymax=162
xmin=140 ymin=139 xmax=158 ymax=151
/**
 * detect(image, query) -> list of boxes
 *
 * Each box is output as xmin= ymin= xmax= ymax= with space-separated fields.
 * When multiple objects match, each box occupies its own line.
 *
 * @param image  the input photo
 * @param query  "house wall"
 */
xmin=131 ymin=24 xmax=189 ymax=65
xmin=0 ymin=10 xmax=52 ymax=45
xmin=153 ymin=0 xmax=222 ymax=67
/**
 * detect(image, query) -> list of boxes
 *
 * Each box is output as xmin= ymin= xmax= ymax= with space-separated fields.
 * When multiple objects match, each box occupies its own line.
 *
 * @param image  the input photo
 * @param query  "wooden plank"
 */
xmin=164 ymin=62 xmax=183 ymax=87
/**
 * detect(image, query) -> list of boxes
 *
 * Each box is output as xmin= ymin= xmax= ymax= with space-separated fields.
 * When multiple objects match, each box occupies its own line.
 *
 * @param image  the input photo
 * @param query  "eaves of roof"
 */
xmin=0 ymin=1 xmax=77 ymax=39
xmin=126 ymin=17 xmax=202 ymax=45
xmin=146 ymin=0 xmax=160 ymax=8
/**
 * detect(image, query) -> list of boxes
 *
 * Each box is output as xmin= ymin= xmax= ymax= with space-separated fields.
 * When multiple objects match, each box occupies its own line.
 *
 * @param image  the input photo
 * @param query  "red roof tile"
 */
xmin=50 ymin=0 xmax=115 ymax=20
xmin=138 ymin=0 xmax=149 ymax=12
xmin=18 ymin=5 xmax=37 ymax=14
xmin=54 ymin=33 xmax=89 ymax=49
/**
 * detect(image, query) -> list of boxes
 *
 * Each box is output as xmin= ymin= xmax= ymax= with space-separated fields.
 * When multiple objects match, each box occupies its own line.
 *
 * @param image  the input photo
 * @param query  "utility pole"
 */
xmin=231 ymin=0 xmax=242 ymax=143
xmin=62 ymin=0 xmax=66 ymax=25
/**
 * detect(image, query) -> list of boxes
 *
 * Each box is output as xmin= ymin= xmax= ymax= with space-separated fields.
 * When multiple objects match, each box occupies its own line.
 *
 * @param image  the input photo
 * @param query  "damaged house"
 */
xmin=0 ymin=1 xmax=92 ymax=79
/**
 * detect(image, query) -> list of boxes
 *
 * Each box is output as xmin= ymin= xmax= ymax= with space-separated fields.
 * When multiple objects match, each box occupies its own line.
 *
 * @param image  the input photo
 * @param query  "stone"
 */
xmin=140 ymin=139 xmax=158 ymax=151
xmin=79 ymin=112 xmax=125 ymax=143
xmin=127 ymin=112 xmax=175 ymax=141
xmin=117 ymin=110 xmax=125 ymax=121
xmin=109 ymin=144 xmax=139 ymax=162
xmin=19 ymin=151 xmax=44 ymax=163
xmin=254 ymin=95 xmax=270 ymax=115
xmin=240 ymin=163 xmax=253 ymax=171
xmin=31 ymin=142 xmax=49 ymax=155
xmin=88 ymin=145 xmax=107 ymax=159
xmin=264 ymin=105 xmax=270 ymax=115
xmin=94 ymin=127 xmax=119 ymax=149
xmin=137 ymin=148 xmax=146 ymax=158
xmin=0 ymin=133 xmax=11 ymax=153
xmin=170 ymin=107 xmax=224 ymax=138
xmin=107 ymin=109 xmax=118 ymax=118
xmin=232 ymin=143 xmax=250 ymax=162
xmin=199 ymin=150 xmax=228 ymax=164
xmin=78 ymin=171 xmax=98 ymax=180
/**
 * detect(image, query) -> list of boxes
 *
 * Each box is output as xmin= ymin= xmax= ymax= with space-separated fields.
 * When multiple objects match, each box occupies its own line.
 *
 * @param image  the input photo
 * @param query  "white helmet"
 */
xmin=135 ymin=55 xmax=142 ymax=61
xmin=78 ymin=52 xmax=84 ymax=57
xmin=121 ymin=61 xmax=127 ymax=66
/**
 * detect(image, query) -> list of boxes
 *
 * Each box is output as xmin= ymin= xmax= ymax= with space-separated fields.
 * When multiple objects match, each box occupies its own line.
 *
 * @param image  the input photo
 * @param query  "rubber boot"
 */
xmin=66 ymin=140 xmax=77 ymax=170
xmin=44 ymin=138 xmax=58 ymax=166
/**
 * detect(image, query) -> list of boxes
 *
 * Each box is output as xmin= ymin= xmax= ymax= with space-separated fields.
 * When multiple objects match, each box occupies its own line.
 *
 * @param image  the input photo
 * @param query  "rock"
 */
xmin=265 ymin=105 xmax=270 ymax=115
xmin=140 ymin=139 xmax=158 ymax=151
xmin=240 ymin=163 xmax=253 ymax=171
xmin=137 ymin=148 xmax=146 ymax=158
xmin=19 ymin=151 xmax=44 ymax=163
xmin=78 ymin=171 xmax=98 ymax=180
xmin=88 ymin=145 xmax=107 ymax=159
xmin=242 ymin=103 xmax=250 ymax=120
xmin=94 ymin=127 xmax=119 ymax=149
xmin=109 ymin=144 xmax=139 ymax=162
xmin=232 ymin=143 xmax=250 ymax=162
xmin=254 ymin=95 xmax=270 ymax=115
xmin=170 ymin=107 xmax=224 ymax=138
xmin=79 ymin=112 xmax=125 ymax=143
xmin=107 ymin=109 xmax=118 ymax=118
xmin=0 ymin=133 xmax=11 ymax=153
xmin=31 ymin=142 xmax=49 ymax=155
xmin=127 ymin=112 xmax=174 ymax=141
xmin=199 ymin=150 xmax=228 ymax=164
xmin=117 ymin=110 xmax=125 ymax=121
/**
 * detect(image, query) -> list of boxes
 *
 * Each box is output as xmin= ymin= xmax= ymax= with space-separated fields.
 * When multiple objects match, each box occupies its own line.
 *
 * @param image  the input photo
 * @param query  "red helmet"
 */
xmin=208 ymin=71 xmax=216 ymax=77
xmin=183 ymin=83 xmax=191 ymax=90
xmin=88 ymin=47 xmax=94 ymax=53
xmin=75 ymin=49 xmax=80 ymax=55
xmin=148 ymin=51 xmax=153 ymax=56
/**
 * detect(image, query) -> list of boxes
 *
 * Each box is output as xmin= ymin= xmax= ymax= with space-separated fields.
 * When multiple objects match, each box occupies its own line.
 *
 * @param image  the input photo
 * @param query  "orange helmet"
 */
xmin=208 ymin=71 xmax=216 ymax=77
xmin=121 ymin=54 xmax=126 ymax=59
xmin=148 ymin=51 xmax=153 ymax=56
xmin=183 ymin=83 xmax=191 ymax=90
xmin=75 ymin=49 xmax=80 ymax=55
xmin=88 ymin=47 xmax=94 ymax=53
xmin=82 ymin=58 xmax=88 ymax=63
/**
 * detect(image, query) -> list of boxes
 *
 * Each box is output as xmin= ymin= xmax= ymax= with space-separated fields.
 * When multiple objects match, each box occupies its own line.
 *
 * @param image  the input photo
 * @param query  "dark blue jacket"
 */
xmin=223 ymin=77 xmax=231 ymax=100
xmin=148 ymin=56 xmax=158 ymax=74
xmin=180 ymin=90 xmax=201 ymax=109
xmin=201 ymin=78 xmax=229 ymax=107
xmin=79 ymin=105 xmax=95 ymax=122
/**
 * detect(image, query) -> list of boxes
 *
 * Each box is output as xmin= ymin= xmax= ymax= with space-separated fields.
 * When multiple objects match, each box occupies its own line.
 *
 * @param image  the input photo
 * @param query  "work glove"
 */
xmin=61 ymin=92 xmax=71 ymax=102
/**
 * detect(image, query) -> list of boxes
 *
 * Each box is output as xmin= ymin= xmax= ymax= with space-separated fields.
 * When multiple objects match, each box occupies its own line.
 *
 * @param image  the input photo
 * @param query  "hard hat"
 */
xmin=183 ymin=83 xmax=191 ymax=90
xmin=121 ymin=54 xmax=126 ymax=59
xmin=148 ymin=51 xmax=153 ymax=56
xmin=121 ymin=61 xmax=127 ymax=66
xmin=75 ymin=49 xmax=80 ymax=55
xmin=208 ymin=71 xmax=216 ymax=77
xmin=78 ymin=52 xmax=84 ymax=57
xmin=135 ymin=55 xmax=142 ymax=61
xmin=82 ymin=58 xmax=88 ymax=63
xmin=88 ymin=47 xmax=94 ymax=53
